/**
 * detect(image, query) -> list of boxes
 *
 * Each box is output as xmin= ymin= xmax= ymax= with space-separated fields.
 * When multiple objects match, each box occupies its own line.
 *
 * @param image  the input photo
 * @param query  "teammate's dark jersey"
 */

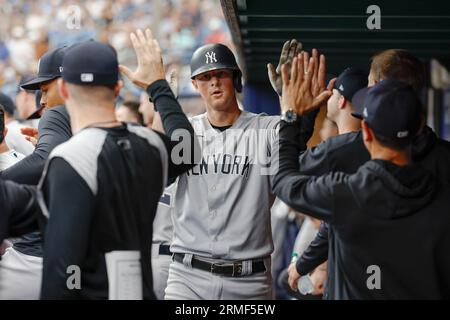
xmin=0 ymin=179 xmax=40 ymax=242
xmin=273 ymin=120 xmax=450 ymax=299
xmin=40 ymin=80 xmax=198 ymax=300
xmin=294 ymin=122 xmax=450 ymax=299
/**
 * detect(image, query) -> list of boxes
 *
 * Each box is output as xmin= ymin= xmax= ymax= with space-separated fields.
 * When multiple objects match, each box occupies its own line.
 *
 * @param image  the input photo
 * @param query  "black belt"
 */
xmin=173 ymin=253 xmax=266 ymax=277
xmin=159 ymin=244 xmax=172 ymax=256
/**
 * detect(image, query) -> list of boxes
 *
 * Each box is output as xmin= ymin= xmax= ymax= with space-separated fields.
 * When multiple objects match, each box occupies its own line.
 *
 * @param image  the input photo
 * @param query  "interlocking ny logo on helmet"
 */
xmin=190 ymin=43 xmax=243 ymax=92
xmin=205 ymin=51 xmax=217 ymax=64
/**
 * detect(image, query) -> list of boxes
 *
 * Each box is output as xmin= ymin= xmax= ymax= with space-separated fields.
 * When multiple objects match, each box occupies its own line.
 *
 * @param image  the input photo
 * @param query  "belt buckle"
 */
xmin=232 ymin=262 xmax=243 ymax=277
xmin=210 ymin=262 xmax=217 ymax=274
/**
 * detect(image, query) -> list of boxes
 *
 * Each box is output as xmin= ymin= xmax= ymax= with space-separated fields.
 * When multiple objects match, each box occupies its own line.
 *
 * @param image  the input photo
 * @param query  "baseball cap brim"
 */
xmin=351 ymin=87 xmax=370 ymax=119
xmin=26 ymin=105 xmax=45 ymax=120
xmin=20 ymin=75 xmax=58 ymax=90
xmin=191 ymin=65 xmax=240 ymax=79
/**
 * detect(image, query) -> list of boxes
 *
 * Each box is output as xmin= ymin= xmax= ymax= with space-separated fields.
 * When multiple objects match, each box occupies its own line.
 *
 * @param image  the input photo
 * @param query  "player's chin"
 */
xmin=209 ymin=97 xmax=228 ymax=109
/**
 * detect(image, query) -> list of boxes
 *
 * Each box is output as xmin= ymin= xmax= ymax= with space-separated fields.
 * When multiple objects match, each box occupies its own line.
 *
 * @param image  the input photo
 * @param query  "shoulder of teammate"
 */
xmin=43 ymin=127 xmax=108 ymax=196
xmin=299 ymin=130 xmax=362 ymax=175
xmin=39 ymin=105 xmax=68 ymax=123
xmin=318 ymin=130 xmax=362 ymax=153
xmin=127 ymin=124 xmax=197 ymax=185
xmin=37 ymin=105 xmax=72 ymax=139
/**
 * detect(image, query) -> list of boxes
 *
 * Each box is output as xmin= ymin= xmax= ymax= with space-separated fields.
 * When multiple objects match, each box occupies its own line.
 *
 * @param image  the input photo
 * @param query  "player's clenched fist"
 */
xmin=119 ymin=29 xmax=165 ymax=89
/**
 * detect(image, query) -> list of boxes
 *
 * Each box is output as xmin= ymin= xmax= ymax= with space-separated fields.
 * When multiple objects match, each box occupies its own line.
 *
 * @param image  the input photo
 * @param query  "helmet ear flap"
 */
xmin=233 ymin=71 xmax=243 ymax=93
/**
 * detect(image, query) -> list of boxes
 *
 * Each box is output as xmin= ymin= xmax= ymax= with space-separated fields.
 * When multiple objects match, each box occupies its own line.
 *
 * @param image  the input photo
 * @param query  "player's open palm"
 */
xmin=119 ymin=29 xmax=165 ymax=89
xmin=281 ymin=52 xmax=332 ymax=115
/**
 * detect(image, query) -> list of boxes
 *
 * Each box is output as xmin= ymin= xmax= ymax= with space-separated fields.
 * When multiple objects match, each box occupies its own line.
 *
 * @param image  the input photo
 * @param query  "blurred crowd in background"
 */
xmin=0 ymin=0 xmax=233 ymax=104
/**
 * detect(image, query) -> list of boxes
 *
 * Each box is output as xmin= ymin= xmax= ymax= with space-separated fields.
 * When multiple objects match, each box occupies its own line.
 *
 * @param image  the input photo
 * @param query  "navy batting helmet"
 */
xmin=190 ymin=43 xmax=242 ymax=92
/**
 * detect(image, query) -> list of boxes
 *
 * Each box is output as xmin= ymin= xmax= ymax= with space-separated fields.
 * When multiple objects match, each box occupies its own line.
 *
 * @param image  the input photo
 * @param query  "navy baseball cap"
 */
xmin=62 ymin=41 xmax=118 ymax=86
xmin=334 ymin=68 xmax=368 ymax=101
xmin=21 ymin=47 xmax=66 ymax=90
xmin=0 ymin=92 xmax=15 ymax=115
xmin=351 ymin=79 xmax=422 ymax=141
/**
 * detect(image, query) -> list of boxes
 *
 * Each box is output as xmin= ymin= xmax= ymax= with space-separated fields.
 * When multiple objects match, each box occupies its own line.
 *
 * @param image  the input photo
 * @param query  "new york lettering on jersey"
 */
xmin=186 ymin=114 xmax=278 ymax=179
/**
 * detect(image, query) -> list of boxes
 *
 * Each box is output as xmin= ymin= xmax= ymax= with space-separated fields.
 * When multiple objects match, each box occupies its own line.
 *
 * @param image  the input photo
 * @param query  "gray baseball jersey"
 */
xmin=170 ymin=110 xmax=279 ymax=260
xmin=152 ymin=182 xmax=177 ymax=244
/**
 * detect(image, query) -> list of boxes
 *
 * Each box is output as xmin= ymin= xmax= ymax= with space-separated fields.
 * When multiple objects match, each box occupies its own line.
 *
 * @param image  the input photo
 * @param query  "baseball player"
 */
xmin=277 ymin=48 xmax=450 ymax=299
xmin=0 ymin=47 xmax=71 ymax=300
xmin=272 ymin=55 xmax=450 ymax=298
xmin=164 ymin=43 xmax=280 ymax=300
xmin=40 ymin=30 xmax=198 ymax=299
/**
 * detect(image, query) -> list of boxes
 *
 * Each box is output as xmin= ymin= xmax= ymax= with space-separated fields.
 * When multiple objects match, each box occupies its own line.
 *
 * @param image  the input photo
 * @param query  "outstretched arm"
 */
xmin=271 ymin=53 xmax=338 ymax=221
xmin=120 ymin=29 xmax=200 ymax=183
xmin=296 ymin=222 xmax=329 ymax=275
xmin=1 ymin=107 xmax=71 ymax=185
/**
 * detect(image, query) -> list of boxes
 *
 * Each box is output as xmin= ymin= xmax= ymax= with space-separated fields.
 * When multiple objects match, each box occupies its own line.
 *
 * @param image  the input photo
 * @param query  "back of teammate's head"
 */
xmin=353 ymin=79 xmax=422 ymax=151
xmin=369 ymin=49 xmax=425 ymax=91
xmin=61 ymin=41 xmax=120 ymax=104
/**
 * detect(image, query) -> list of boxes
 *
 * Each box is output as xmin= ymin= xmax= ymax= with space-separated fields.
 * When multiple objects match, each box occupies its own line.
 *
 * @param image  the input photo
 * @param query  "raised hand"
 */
xmin=267 ymin=39 xmax=302 ymax=95
xmin=281 ymin=52 xmax=332 ymax=115
xmin=119 ymin=29 xmax=165 ymax=89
